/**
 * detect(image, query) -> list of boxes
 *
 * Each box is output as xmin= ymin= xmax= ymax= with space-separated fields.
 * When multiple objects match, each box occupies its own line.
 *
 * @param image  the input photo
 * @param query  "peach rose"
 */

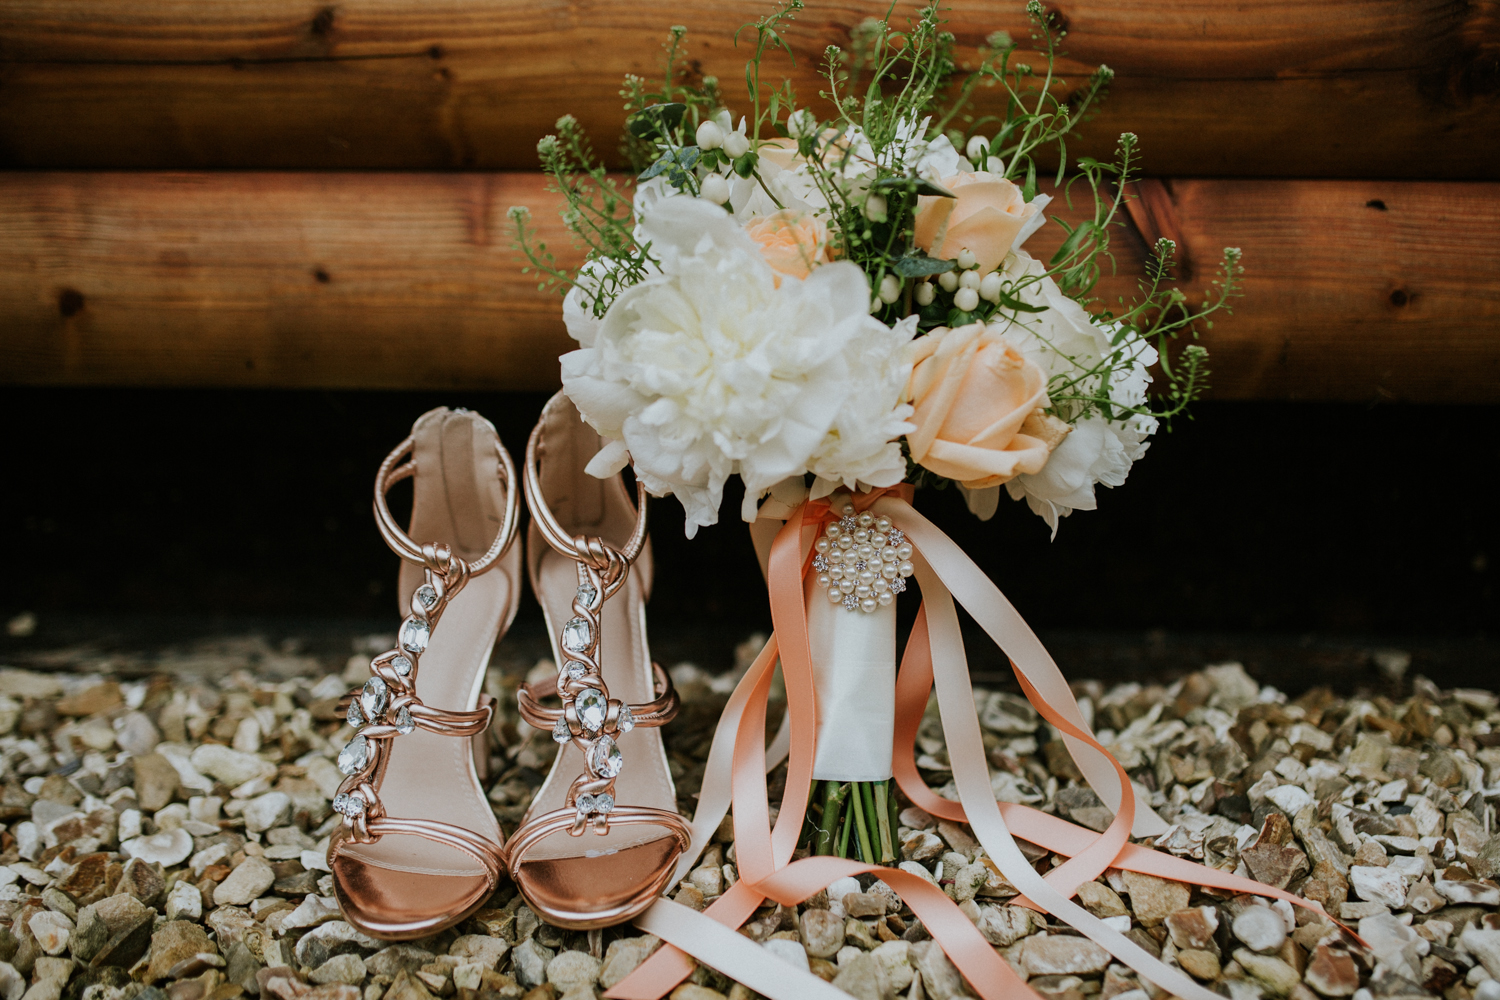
xmin=905 ymin=322 xmax=1069 ymax=488
xmin=744 ymin=209 xmax=829 ymax=281
xmin=912 ymin=173 xmax=1039 ymax=275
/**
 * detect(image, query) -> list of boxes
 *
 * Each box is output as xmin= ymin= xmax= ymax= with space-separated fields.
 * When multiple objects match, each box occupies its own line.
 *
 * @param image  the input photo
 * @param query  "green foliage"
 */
xmin=512 ymin=0 xmax=1243 ymax=450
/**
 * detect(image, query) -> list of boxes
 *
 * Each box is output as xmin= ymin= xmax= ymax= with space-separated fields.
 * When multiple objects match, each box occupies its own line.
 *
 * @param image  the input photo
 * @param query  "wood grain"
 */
xmin=1 ymin=171 xmax=1497 ymax=402
xmin=1 ymin=0 xmax=1496 ymax=176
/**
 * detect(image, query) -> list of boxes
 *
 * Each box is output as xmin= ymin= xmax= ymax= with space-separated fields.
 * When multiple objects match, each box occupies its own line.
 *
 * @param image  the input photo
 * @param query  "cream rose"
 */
xmin=912 ymin=173 xmax=1040 ymax=274
xmin=905 ymin=322 xmax=1068 ymax=488
xmin=743 ymin=209 xmax=830 ymax=281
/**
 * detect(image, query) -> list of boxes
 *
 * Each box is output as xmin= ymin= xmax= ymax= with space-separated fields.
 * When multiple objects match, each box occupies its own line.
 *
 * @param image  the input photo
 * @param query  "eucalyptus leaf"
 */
xmin=893 ymin=253 xmax=957 ymax=278
xmin=627 ymin=103 xmax=687 ymax=140
xmin=638 ymin=146 xmax=701 ymax=182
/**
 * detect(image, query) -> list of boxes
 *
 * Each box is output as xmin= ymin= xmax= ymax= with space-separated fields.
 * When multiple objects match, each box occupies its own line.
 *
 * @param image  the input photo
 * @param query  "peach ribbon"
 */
xmin=609 ymin=491 xmax=1353 ymax=1000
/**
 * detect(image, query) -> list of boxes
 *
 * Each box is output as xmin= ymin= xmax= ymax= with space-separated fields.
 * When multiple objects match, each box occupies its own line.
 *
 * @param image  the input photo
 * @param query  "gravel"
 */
xmin=0 ymin=637 xmax=1494 ymax=1000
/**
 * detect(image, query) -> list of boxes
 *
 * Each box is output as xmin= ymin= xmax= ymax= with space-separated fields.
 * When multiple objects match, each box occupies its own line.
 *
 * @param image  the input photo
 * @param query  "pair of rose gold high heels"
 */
xmin=326 ymin=397 xmax=689 ymax=938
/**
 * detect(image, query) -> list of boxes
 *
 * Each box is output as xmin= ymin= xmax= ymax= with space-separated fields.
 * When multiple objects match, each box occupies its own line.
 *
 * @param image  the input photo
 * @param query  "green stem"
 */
xmin=850 ymin=781 xmax=876 ymax=865
xmin=815 ymin=781 xmax=848 ymax=856
xmin=837 ymin=787 xmax=855 ymax=857
xmin=874 ymin=780 xmax=895 ymax=863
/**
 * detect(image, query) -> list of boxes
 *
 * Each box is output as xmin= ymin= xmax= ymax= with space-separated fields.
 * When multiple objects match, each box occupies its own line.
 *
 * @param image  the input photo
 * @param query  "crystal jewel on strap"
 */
xmin=617 ymin=704 xmax=635 ymax=733
xmin=346 ymin=700 xmax=364 ymax=728
xmin=575 ymin=688 xmax=607 ymax=732
xmin=394 ymin=707 xmax=414 ymax=735
xmin=400 ymin=618 xmax=430 ymax=654
xmin=332 ymin=793 xmax=365 ymax=817
xmin=576 ymin=792 xmax=614 ymax=817
xmin=361 ymin=678 xmax=388 ymax=720
xmin=589 ymin=735 xmax=623 ymax=778
xmin=561 ymin=617 xmax=592 ymax=654
xmin=392 ymin=655 xmax=412 ymax=676
xmin=565 ymin=661 xmax=587 ymax=681
xmin=337 ymin=735 xmax=369 ymax=775
xmin=414 ymin=583 xmax=439 ymax=609
xmin=575 ymin=582 xmax=597 ymax=608
xmin=552 ymin=716 xmax=572 ymax=744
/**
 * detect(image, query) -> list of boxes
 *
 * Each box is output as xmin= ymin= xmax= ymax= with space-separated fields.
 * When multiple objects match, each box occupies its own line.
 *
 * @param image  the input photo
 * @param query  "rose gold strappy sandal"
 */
xmin=328 ymin=407 xmax=519 ymax=939
xmin=508 ymin=392 xmax=690 ymax=929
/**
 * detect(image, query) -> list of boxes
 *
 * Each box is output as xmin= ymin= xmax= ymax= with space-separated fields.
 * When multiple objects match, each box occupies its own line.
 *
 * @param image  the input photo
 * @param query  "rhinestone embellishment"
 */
xmin=576 ymin=792 xmax=614 ymax=817
xmin=361 ymin=677 xmax=388 ymax=720
xmin=414 ymin=584 xmax=438 ymax=608
xmin=400 ymin=618 xmax=430 ymax=654
xmin=394 ymin=706 xmax=415 ymax=735
xmin=565 ymin=661 xmax=587 ymax=681
xmin=337 ymin=735 xmax=369 ymax=775
xmin=332 ymin=792 xmax=365 ymax=817
xmin=561 ymin=617 xmax=592 ymax=654
xmin=589 ymin=735 xmax=623 ymax=778
xmin=575 ymin=688 xmax=607 ymax=732
xmin=552 ymin=716 xmax=572 ymax=744
xmin=392 ymin=655 xmax=412 ymax=676
xmin=813 ymin=503 xmax=913 ymax=613
xmin=346 ymin=700 xmax=364 ymax=728
xmin=617 ymin=704 xmax=636 ymax=733
xmin=575 ymin=582 xmax=597 ymax=608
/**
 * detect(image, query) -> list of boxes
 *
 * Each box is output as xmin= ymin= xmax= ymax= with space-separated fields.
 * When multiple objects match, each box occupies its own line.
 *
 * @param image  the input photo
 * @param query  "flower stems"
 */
xmin=814 ymin=779 xmax=849 ymax=856
xmin=807 ymin=779 xmax=898 ymax=863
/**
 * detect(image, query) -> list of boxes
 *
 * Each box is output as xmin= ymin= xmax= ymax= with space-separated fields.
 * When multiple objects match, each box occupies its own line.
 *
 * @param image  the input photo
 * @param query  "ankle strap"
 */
xmin=524 ymin=395 xmax=648 ymax=601
xmin=374 ymin=428 xmax=519 ymax=576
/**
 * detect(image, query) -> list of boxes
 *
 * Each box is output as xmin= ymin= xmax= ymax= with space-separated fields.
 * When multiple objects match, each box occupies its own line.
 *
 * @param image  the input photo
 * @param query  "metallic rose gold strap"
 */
xmin=524 ymin=393 xmax=647 ymax=597
xmin=506 ymin=805 xmax=690 ymax=882
xmin=374 ymin=419 xmax=519 ymax=575
xmin=330 ymin=817 xmax=503 ymax=884
xmin=517 ymin=661 xmax=678 ymax=732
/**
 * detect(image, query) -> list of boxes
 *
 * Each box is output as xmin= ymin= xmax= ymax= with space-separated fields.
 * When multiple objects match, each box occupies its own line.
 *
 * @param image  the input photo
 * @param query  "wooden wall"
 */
xmin=2 ymin=0 xmax=1498 ymax=401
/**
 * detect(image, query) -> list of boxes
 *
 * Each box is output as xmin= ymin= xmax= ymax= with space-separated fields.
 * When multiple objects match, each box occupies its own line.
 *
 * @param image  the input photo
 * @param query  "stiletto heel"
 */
xmin=329 ymin=407 xmax=520 ymax=939
xmin=509 ymin=392 xmax=689 ymax=929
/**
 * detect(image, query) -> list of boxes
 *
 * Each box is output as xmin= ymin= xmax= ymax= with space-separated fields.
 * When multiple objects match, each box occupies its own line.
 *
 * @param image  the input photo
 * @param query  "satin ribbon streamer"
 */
xmin=608 ymin=490 xmax=1353 ymax=1000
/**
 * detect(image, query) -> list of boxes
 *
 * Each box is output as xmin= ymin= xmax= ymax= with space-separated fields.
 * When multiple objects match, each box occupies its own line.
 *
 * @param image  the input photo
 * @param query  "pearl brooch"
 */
xmin=813 ymin=501 xmax=914 ymax=613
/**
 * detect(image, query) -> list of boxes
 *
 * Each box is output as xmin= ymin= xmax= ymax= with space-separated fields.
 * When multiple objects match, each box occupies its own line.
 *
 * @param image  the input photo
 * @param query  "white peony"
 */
xmin=560 ymin=195 xmax=914 ymax=536
xmin=981 ymin=252 xmax=1160 ymax=535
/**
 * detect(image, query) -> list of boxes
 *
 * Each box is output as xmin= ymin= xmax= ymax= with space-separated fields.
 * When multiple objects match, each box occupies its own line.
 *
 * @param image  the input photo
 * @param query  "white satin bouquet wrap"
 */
xmin=804 ymin=572 xmax=896 ymax=781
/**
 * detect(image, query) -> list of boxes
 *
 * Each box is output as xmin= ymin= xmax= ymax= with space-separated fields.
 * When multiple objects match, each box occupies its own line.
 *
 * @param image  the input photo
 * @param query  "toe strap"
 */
xmin=507 ymin=805 xmax=690 ymax=882
xmin=331 ymin=816 xmax=505 ymax=886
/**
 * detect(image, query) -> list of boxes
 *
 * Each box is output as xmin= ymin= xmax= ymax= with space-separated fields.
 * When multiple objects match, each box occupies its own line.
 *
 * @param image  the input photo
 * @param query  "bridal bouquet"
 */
xmin=513 ymin=0 xmax=1241 ymax=870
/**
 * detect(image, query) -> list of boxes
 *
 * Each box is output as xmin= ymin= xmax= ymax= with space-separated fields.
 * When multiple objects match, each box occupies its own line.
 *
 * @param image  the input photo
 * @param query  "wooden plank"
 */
xmin=1 ymin=171 xmax=1497 ymax=402
xmin=1 ymin=0 xmax=1496 ymax=177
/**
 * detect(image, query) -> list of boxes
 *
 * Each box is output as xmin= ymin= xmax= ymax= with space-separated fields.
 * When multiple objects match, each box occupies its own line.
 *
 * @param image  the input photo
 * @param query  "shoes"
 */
xmin=329 ymin=407 xmax=520 ymax=939
xmin=508 ymin=392 xmax=690 ymax=929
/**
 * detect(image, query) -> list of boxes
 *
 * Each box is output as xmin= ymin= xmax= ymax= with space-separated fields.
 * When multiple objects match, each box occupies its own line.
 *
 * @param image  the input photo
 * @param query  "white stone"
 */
xmin=242 ymin=791 xmax=292 ymax=833
xmin=1464 ymin=928 xmax=1500 ymax=979
xmin=116 ymin=808 xmax=142 ymax=842
xmin=309 ymin=954 xmax=367 ymax=986
xmin=1265 ymin=784 xmax=1314 ymax=816
xmin=0 ymin=961 xmax=25 ymax=1000
xmin=451 ymin=964 xmax=482 ymax=991
xmin=1232 ymin=906 xmax=1287 ymax=953
xmin=166 ymin=881 xmax=203 ymax=921
xmin=1350 ymin=865 xmax=1409 ymax=908
xmin=546 ymin=951 xmax=601 ymax=987
xmin=189 ymin=743 xmax=276 ymax=787
xmin=763 ymin=938 xmax=810 ymax=971
xmin=121 ymin=827 xmax=193 ymax=866
xmin=280 ymin=894 xmax=343 ymax=930
xmin=13 ymin=823 xmax=39 ymax=861
xmin=26 ymin=912 xmax=72 ymax=956
xmin=214 ymin=856 xmax=276 ymax=905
